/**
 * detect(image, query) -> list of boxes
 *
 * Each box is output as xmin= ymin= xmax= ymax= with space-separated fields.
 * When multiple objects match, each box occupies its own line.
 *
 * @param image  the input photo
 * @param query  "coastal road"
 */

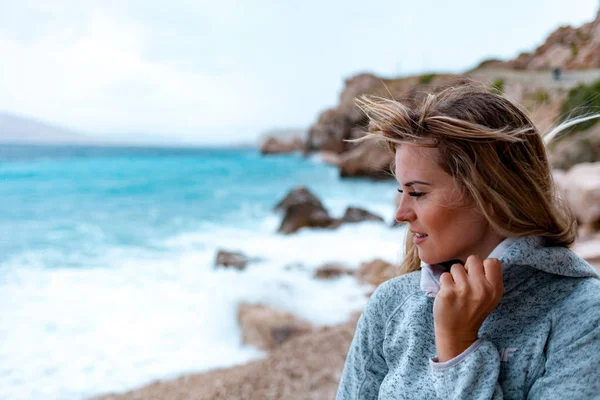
xmin=466 ymin=68 xmax=600 ymax=90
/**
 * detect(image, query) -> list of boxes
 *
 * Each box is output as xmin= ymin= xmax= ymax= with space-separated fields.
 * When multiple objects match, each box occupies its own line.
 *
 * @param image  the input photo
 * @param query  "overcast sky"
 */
xmin=0 ymin=0 xmax=598 ymax=145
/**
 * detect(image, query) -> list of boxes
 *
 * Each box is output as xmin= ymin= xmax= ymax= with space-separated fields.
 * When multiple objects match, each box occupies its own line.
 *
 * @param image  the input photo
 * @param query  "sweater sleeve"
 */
xmin=430 ymin=280 xmax=600 ymax=400
xmin=429 ymin=339 xmax=504 ymax=399
xmin=527 ymin=282 xmax=600 ymax=399
xmin=337 ymin=285 xmax=389 ymax=400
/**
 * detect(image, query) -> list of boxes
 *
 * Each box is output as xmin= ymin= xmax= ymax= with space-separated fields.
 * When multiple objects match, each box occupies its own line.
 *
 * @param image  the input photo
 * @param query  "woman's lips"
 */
xmin=413 ymin=233 xmax=428 ymax=245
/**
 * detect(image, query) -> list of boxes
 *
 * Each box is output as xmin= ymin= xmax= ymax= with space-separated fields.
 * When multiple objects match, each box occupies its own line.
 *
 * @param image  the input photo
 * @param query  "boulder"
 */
xmin=554 ymin=162 xmax=600 ymax=238
xmin=339 ymin=207 xmax=385 ymax=224
xmin=260 ymin=137 xmax=305 ymax=155
xmin=215 ymin=250 xmax=250 ymax=270
xmin=274 ymin=186 xmax=324 ymax=213
xmin=328 ymin=206 xmax=385 ymax=229
xmin=552 ymin=169 xmax=568 ymax=207
xmin=355 ymin=259 xmax=398 ymax=287
xmin=237 ymin=303 xmax=312 ymax=351
xmin=275 ymin=187 xmax=387 ymax=233
xmin=549 ymin=125 xmax=600 ymax=170
xmin=313 ymin=263 xmax=354 ymax=279
xmin=278 ymin=203 xmax=335 ymax=235
xmin=338 ymin=140 xmax=394 ymax=180
xmin=275 ymin=187 xmax=336 ymax=234
xmin=573 ymin=233 xmax=600 ymax=270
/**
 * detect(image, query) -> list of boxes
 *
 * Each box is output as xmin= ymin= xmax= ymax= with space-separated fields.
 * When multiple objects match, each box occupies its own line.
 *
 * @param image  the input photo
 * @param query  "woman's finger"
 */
xmin=440 ymin=271 xmax=455 ymax=287
xmin=465 ymin=255 xmax=485 ymax=280
xmin=450 ymin=263 xmax=468 ymax=287
xmin=483 ymin=258 xmax=503 ymax=289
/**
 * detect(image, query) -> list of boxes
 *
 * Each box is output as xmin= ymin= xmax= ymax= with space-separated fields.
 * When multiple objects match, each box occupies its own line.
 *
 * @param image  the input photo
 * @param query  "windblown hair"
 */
xmin=354 ymin=83 xmax=595 ymax=275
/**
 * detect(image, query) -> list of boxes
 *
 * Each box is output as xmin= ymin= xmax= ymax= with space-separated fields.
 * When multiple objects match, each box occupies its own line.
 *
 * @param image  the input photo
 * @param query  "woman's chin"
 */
xmin=417 ymin=248 xmax=447 ymax=266
xmin=417 ymin=249 xmax=435 ymax=265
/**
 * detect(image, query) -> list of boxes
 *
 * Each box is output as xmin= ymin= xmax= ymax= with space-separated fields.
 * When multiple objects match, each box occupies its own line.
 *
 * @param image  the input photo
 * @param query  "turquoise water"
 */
xmin=0 ymin=144 xmax=398 ymax=268
xmin=0 ymin=144 xmax=401 ymax=400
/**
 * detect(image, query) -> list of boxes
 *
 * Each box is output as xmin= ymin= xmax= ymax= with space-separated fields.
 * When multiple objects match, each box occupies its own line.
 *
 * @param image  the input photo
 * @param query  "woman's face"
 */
xmin=394 ymin=144 xmax=503 ymax=264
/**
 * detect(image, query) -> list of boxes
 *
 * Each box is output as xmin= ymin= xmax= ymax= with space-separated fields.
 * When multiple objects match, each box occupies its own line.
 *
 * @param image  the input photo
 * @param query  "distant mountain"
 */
xmin=0 ymin=112 xmax=103 ymax=145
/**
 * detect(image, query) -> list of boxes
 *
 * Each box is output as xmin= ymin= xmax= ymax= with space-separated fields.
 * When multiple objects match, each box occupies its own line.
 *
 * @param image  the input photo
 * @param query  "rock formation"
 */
xmin=549 ymin=125 xmax=600 ymax=170
xmin=339 ymin=207 xmax=385 ymax=224
xmin=277 ymin=203 xmax=335 ymax=234
xmin=215 ymin=250 xmax=251 ymax=270
xmin=237 ymin=303 xmax=313 ymax=351
xmin=313 ymin=263 xmax=355 ymax=279
xmin=260 ymin=136 xmax=305 ymax=155
xmin=275 ymin=187 xmax=385 ymax=234
xmin=514 ymin=12 xmax=600 ymax=70
xmin=355 ymin=259 xmax=399 ymax=287
xmin=474 ymin=11 xmax=600 ymax=71
xmin=554 ymin=162 xmax=600 ymax=238
xmin=274 ymin=186 xmax=325 ymax=213
xmin=275 ymin=186 xmax=335 ymax=234
xmin=337 ymin=140 xmax=394 ymax=180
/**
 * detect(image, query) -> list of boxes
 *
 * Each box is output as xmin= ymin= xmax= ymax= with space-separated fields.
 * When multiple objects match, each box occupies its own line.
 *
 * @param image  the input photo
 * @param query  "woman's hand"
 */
xmin=433 ymin=255 xmax=503 ymax=362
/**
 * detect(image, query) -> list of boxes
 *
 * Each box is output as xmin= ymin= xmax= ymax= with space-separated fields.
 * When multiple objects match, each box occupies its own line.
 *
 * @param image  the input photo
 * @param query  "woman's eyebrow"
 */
xmin=404 ymin=180 xmax=431 ymax=187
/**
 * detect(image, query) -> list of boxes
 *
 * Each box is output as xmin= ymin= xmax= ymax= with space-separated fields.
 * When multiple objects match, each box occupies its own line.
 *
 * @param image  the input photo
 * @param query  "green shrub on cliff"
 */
xmin=560 ymin=79 xmax=600 ymax=133
xmin=533 ymin=90 xmax=550 ymax=105
xmin=491 ymin=78 xmax=505 ymax=94
xmin=418 ymin=73 xmax=437 ymax=85
xmin=571 ymin=42 xmax=579 ymax=58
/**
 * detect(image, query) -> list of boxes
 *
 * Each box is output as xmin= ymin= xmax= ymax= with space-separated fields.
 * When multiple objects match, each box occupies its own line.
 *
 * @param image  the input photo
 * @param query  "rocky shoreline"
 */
xmin=94 ymin=317 xmax=359 ymax=400
xmin=93 ymin=234 xmax=600 ymax=400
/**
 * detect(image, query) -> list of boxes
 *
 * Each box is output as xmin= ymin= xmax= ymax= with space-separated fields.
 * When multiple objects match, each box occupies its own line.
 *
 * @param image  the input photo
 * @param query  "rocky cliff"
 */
xmin=300 ymin=10 xmax=600 ymax=179
xmin=501 ymin=10 xmax=600 ymax=70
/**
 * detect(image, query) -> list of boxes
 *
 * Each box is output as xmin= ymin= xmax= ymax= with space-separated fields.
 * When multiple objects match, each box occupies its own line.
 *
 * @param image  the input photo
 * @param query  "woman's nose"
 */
xmin=395 ymin=198 xmax=415 ymax=223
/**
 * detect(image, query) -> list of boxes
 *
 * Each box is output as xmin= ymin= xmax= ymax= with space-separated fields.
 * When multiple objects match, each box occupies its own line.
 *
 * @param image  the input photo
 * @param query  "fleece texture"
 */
xmin=337 ymin=236 xmax=600 ymax=399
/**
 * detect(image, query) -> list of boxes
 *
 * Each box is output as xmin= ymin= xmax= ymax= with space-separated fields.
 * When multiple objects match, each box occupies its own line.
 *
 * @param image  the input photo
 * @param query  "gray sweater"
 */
xmin=337 ymin=236 xmax=600 ymax=399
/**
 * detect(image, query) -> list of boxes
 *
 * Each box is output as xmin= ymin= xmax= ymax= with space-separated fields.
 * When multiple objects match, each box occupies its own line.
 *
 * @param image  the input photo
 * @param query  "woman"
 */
xmin=337 ymin=84 xmax=600 ymax=399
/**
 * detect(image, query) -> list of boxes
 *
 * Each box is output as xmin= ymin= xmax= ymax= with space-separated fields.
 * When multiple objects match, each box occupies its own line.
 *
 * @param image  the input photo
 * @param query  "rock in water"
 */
xmin=274 ymin=186 xmax=324 ymax=213
xmin=215 ymin=250 xmax=250 ymax=270
xmin=340 ymin=207 xmax=384 ymax=224
xmin=277 ymin=203 xmax=334 ymax=234
xmin=313 ymin=263 xmax=354 ymax=279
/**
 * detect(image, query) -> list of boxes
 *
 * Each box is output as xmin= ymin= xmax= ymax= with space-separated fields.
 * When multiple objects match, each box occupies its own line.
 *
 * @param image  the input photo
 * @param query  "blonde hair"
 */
xmin=354 ymin=83 xmax=593 ymax=275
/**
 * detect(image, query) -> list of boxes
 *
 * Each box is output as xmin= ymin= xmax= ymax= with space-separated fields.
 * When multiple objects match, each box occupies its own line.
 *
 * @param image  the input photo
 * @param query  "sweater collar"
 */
xmin=420 ymin=238 xmax=516 ymax=297
xmin=420 ymin=236 xmax=599 ymax=297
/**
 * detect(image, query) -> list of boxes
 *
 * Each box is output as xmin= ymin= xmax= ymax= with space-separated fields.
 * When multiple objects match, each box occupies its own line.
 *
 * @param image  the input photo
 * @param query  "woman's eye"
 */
xmin=397 ymin=189 xmax=425 ymax=198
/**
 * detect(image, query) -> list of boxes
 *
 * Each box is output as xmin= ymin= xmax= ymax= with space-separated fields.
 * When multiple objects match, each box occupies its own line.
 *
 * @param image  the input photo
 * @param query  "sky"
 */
xmin=0 ymin=0 xmax=598 ymax=145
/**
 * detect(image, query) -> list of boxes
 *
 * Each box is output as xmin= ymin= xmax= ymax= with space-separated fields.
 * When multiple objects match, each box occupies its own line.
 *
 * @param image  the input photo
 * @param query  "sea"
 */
xmin=0 ymin=144 xmax=405 ymax=400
